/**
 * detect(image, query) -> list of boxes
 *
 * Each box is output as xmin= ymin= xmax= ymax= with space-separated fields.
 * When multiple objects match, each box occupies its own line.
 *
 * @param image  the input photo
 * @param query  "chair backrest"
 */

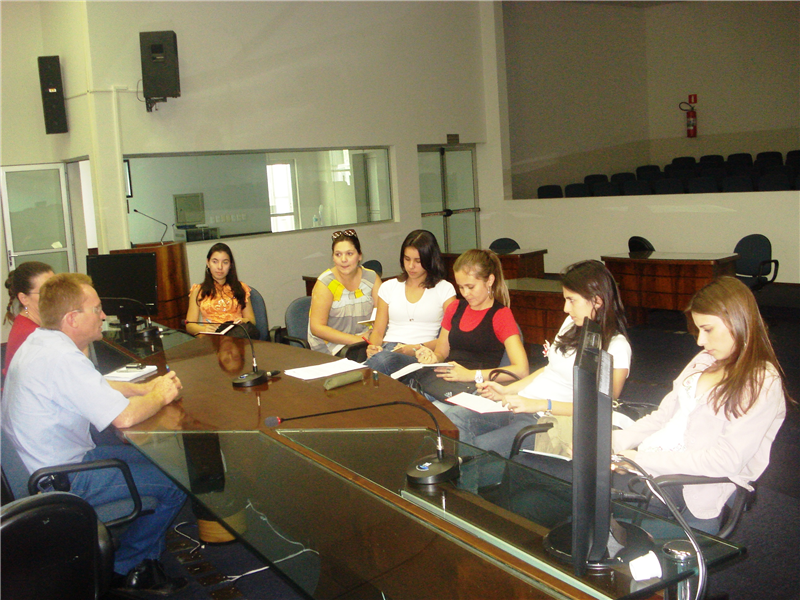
xmin=699 ymin=154 xmax=724 ymax=166
xmin=652 ymin=178 xmax=685 ymax=195
xmin=622 ymin=179 xmax=652 ymax=196
xmin=757 ymin=173 xmax=791 ymax=191
xmin=564 ymin=183 xmax=590 ymax=197
xmin=489 ymin=238 xmax=521 ymax=255
xmin=1 ymin=492 xmax=109 ymax=600
xmin=734 ymin=234 xmax=773 ymax=277
xmin=285 ymin=296 xmax=313 ymax=347
xmin=628 ymin=236 xmax=655 ymax=253
xmin=583 ymin=174 xmax=608 ymax=186
xmin=721 ymin=175 xmax=753 ymax=193
xmin=635 ymin=165 xmax=663 ymax=182
xmin=1 ymin=430 xmax=31 ymax=503
xmin=610 ymin=172 xmax=636 ymax=184
xmin=755 ymin=151 xmax=783 ymax=167
xmin=727 ymin=152 xmax=753 ymax=167
xmin=591 ymin=181 xmax=621 ymax=197
xmin=248 ymin=286 xmax=270 ymax=341
xmin=537 ymin=184 xmax=563 ymax=198
xmin=687 ymin=176 xmax=719 ymax=194
xmin=670 ymin=156 xmax=697 ymax=169
xmin=362 ymin=260 xmax=383 ymax=278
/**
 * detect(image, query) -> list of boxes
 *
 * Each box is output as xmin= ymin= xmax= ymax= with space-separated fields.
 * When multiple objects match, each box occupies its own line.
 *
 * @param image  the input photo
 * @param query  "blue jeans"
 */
xmin=69 ymin=444 xmax=186 ymax=574
xmin=447 ymin=405 xmax=539 ymax=458
xmin=364 ymin=342 xmax=418 ymax=376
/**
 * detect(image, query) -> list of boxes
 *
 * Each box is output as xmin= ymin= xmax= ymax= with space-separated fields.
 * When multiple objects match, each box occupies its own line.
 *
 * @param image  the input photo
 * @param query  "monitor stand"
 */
xmin=543 ymin=517 xmax=654 ymax=572
xmin=111 ymin=316 xmax=159 ymax=342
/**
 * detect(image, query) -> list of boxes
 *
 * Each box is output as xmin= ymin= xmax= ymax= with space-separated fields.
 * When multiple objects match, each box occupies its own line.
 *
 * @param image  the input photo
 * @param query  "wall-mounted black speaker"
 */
xmin=38 ymin=56 xmax=68 ymax=134
xmin=139 ymin=31 xmax=180 ymax=111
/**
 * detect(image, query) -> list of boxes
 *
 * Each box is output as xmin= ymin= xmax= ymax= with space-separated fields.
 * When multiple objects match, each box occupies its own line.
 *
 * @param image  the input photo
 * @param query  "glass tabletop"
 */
xmin=125 ymin=428 xmax=744 ymax=600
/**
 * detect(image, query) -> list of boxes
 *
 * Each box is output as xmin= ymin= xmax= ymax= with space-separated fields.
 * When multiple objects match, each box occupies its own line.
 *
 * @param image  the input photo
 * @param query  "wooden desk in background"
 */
xmin=442 ymin=248 xmax=547 ymax=285
xmin=602 ymin=252 xmax=738 ymax=324
xmin=506 ymin=278 xmax=564 ymax=346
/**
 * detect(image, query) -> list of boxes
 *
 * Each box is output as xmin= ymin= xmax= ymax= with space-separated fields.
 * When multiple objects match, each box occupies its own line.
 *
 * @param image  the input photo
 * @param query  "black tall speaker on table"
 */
xmin=139 ymin=31 xmax=180 ymax=112
xmin=37 ymin=56 xmax=68 ymax=134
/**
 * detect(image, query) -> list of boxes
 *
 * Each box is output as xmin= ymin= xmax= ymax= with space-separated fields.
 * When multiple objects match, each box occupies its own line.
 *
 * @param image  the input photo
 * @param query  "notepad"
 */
xmin=104 ymin=364 xmax=157 ymax=382
xmin=446 ymin=392 xmax=509 ymax=414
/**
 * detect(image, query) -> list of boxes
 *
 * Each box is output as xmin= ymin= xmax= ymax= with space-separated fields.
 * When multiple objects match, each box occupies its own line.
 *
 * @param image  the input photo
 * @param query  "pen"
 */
xmin=362 ymin=336 xmax=370 ymax=344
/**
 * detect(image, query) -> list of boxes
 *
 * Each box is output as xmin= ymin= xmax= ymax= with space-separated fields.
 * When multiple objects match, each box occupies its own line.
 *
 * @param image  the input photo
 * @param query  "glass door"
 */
xmin=418 ymin=145 xmax=479 ymax=253
xmin=1 ymin=163 xmax=75 ymax=273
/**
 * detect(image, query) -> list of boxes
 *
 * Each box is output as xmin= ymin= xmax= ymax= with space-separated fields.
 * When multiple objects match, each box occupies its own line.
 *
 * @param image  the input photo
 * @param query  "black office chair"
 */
xmin=489 ymin=238 xmax=521 ymax=255
xmin=564 ymin=183 xmax=590 ymax=197
xmin=279 ymin=295 xmax=367 ymax=360
xmin=669 ymin=156 xmax=697 ymax=170
xmin=628 ymin=236 xmax=655 ymax=253
xmin=733 ymin=233 xmax=779 ymax=291
xmin=1 ymin=492 xmax=116 ymax=600
xmin=755 ymin=151 xmax=783 ymax=168
xmin=785 ymin=149 xmax=800 ymax=169
xmin=537 ymin=184 xmax=563 ymax=199
xmin=362 ymin=259 xmax=383 ymax=278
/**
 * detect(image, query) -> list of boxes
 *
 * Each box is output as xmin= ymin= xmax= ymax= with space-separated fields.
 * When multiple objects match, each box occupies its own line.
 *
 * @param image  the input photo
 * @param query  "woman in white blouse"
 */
xmin=365 ymin=230 xmax=455 ymax=376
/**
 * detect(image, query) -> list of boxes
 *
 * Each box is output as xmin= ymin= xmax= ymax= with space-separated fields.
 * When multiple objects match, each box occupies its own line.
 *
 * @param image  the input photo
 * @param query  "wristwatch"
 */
xmin=474 ymin=370 xmax=484 ymax=384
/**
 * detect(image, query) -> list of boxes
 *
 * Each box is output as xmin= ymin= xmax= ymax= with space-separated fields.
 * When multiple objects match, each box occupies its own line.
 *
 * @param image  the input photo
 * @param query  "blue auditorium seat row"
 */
xmin=537 ymin=150 xmax=800 ymax=198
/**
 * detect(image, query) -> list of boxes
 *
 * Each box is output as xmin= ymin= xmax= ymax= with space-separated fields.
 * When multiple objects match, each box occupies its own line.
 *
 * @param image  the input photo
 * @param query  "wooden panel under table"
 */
xmin=506 ymin=278 xmax=564 ymax=346
xmin=601 ymin=252 xmax=738 ymax=315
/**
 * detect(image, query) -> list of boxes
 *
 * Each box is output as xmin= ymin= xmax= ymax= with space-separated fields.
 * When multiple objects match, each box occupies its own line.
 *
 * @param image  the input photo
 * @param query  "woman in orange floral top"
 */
xmin=185 ymin=243 xmax=256 ymax=335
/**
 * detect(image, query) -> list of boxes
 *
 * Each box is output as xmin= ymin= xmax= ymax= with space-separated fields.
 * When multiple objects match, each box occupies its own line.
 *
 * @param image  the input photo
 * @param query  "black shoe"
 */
xmin=116 ymin=559 xmax=188 ymax=597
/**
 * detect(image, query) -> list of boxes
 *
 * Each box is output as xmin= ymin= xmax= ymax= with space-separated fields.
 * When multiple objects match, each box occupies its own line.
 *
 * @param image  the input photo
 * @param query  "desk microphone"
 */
xmin=186 ymin=320 xmax=271 ymax=388
xmin=133 ymin=209 xmax=170 ymax=244
xmin=264 ymin=400 xmax=460 ymax=486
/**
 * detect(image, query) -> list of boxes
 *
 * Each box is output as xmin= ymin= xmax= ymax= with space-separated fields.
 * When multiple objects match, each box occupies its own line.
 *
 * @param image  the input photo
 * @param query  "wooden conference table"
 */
xmin=601 ymin=252 xmax=738 ymax=324
xmin=104 ymin=333 xmax=742 ymax=600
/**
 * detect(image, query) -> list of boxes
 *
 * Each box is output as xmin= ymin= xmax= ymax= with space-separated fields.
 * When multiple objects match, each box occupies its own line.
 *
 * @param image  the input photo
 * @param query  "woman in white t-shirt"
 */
xmin=365 ymin=230 xmax=456 ymax=376
xmin=448 ymin=260 xmax=631 ymax=457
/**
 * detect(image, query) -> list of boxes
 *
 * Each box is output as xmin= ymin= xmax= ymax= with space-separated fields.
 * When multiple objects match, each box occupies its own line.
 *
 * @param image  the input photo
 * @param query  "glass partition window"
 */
xmin=125 ymin=147 xmax=392 ymax=245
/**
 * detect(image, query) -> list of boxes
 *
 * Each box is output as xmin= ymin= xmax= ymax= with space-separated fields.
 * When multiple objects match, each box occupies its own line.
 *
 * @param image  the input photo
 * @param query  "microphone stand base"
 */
xmin=233 ymin=370 xmax=268 ymax=388
xmin=406 ymin=453 xmax=460 ymax=486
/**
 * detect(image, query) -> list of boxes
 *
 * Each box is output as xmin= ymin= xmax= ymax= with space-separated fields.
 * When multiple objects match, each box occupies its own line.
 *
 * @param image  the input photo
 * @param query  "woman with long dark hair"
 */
xmin=185 ymin=243 xmax=256 ymax=336
xmin=449 ymin=259 xmax=631 ymax=457
xmin=365 ymin=230 xmax=455 ymax=375
xmin=612 ymin=276 xmax=790 ymax=533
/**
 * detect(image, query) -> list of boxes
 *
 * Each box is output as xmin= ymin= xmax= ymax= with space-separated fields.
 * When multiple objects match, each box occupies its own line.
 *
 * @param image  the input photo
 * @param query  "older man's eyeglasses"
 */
xmin=66 ymin=304 xmax=103 ymax=317
xmin=331 ymin=229 xmax=357 ymax=240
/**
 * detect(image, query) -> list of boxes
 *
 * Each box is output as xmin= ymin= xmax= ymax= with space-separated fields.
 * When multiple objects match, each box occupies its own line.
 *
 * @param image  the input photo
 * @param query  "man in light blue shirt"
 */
xmin=2 ymin=273 xmax=188 ymax=596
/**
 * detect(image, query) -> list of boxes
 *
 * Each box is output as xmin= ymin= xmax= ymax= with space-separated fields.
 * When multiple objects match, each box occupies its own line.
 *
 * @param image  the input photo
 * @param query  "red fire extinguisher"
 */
xmin=680 ymin=101 xmax=697 ymax=138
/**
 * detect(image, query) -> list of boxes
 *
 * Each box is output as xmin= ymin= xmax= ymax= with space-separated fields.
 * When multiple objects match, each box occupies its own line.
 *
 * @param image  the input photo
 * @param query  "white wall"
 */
xmin=479 ymin=189 xmax=800 ymax=285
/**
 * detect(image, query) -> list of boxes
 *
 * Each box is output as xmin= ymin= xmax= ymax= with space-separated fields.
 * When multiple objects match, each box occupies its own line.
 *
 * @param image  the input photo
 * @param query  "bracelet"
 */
xmin=547 ymin=399 xmax=552 ymax=412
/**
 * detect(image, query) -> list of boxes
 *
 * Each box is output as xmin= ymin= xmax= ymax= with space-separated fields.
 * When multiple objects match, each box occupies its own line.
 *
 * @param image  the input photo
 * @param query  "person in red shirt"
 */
xmin=3 ymin=261 xmax=54 ymax=378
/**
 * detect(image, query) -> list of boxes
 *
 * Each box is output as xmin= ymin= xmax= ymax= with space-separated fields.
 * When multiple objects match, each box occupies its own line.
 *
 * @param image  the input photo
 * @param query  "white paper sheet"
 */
xmin=446 ymin=392 xmax=510 ymax=414
xmin=390 ymin=362 xmax=452 ymax=380
xmin=284 ymin=358 xmax=366 ymax=381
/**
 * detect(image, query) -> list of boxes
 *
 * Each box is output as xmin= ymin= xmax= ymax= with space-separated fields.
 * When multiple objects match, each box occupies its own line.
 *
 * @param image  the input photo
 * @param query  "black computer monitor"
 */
xmin=544 ymin=319 xmax=651 ymax=576
xmin=86 ymin=252 xmax=158 ymax=335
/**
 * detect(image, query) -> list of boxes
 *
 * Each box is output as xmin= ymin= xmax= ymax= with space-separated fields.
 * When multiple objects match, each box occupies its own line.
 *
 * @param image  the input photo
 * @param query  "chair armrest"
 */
xmin=509 ymin=422 xmax=554 ymax=458
xmin=267 ymin=325 xmax=282 ymax=343
xmin=757 ymin=259 xmax=779 ymax=283
xmin=28 ymin=458 xmax=143 ymax=528
xmin=652 ymin=474 xmax=735 ymax=488
xmin=280 ymin=334 xmax=310 ymax=349
xmin=338 ymin=341 xmax=368 ymax=362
